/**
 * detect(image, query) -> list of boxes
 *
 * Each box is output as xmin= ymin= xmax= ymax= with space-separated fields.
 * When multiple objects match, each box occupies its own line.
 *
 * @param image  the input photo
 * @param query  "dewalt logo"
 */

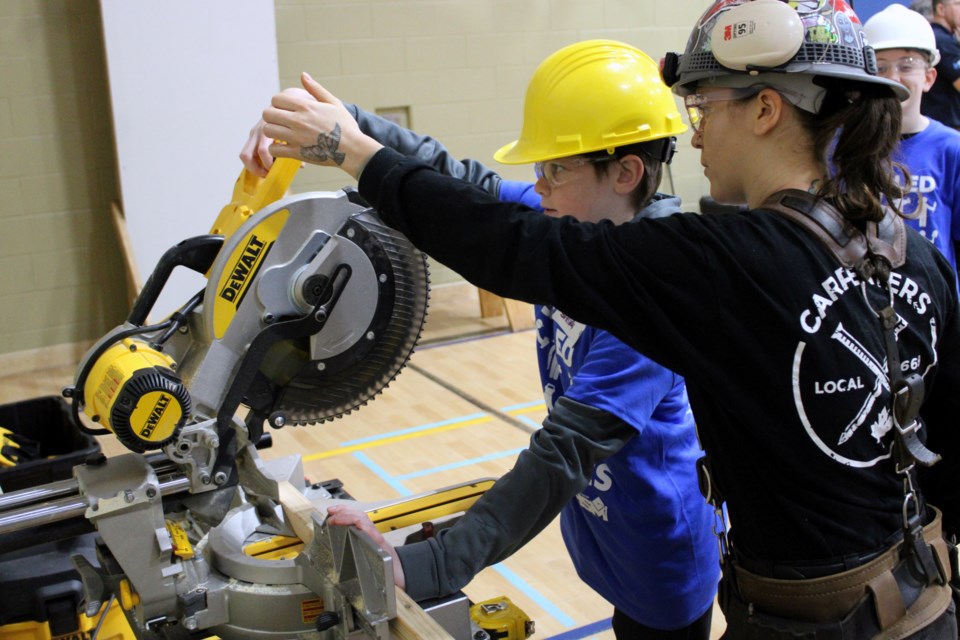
xmin=219 ymin=234 xmax=272 ymax=308
xmin=213 ymin=210 xmax=289 ymax=340
xmin=140 ymin=393 xmax=172 ymax=439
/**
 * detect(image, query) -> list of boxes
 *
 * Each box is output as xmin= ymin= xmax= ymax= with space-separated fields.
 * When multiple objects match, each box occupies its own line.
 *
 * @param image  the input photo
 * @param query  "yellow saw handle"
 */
xmin=208 ymin=156 xmax=301 ymax=242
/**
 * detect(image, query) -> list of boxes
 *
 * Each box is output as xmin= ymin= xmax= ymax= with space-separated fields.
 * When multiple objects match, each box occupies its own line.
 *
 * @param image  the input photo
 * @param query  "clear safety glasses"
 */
xmin=876 ymin=56 xmax=928 ymax=79
xmin=534 ymin=156 xmax=616 ymax=187
xmin=684 ymin=86 xmax=766 ymax=134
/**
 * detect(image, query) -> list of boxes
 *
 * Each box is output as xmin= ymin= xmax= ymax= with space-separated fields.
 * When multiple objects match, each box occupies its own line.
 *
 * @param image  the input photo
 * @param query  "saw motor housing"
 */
xmin=81 ymin=339 xmax=190 ymax=452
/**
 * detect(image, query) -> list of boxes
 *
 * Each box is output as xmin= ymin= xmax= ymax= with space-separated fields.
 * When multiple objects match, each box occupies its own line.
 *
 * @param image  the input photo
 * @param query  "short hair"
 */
xmin=584 ymin=142 xmax=666 ymax=209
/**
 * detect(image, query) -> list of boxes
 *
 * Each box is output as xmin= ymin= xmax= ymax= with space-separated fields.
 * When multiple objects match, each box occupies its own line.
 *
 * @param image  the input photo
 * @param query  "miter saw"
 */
xmin=0 ymin=159 xmax=532 ymax=640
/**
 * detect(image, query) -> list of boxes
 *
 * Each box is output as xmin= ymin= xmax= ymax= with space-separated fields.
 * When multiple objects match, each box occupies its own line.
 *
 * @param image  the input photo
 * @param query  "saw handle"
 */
xmin=208 ymin=156 xmax=301 ymax=241
xmin=127 ymin=235 xmax=224 ymax=327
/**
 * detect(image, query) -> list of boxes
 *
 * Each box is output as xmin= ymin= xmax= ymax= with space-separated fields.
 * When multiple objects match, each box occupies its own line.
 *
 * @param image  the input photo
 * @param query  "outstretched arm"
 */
xmin=260 ymin=73 xmax=382 ymax=179
xmin=244 ymin=83 xmax=503 ymax=195
xmin=345 ymin=105 xmax=503 ymax=195
xmin=386 ymin=397 xmax=633 ymax=600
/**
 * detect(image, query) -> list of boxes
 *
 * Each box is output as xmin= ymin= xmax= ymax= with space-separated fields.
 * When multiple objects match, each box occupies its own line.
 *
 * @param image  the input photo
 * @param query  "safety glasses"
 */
xmin=876 ymin=56 xmax=929 ymax=78
xmin=684 ymin=86 xmax=766 ymax=133
xmin=533 ymin=156 xmax=616 ymax=187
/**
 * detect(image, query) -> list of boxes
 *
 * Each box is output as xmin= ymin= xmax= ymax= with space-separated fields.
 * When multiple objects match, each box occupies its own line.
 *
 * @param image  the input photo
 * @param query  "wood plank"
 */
xmin=392 ymin=590 xmax=454 ymax=640
xmin=477 ymin=288 xmax=504 ymax=318
xmin=276 ymin=481 xmax=452 ymax=640
xmin=501 ymin=297 xmax=535 ymax=331
xmin=110 ymin=200 xmax=143 ymax=307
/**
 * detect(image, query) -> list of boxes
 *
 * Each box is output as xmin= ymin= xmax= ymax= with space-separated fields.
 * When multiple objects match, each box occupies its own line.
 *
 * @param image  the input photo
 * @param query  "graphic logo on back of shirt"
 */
xmin=576 ymin=463 xmax=613 ymax=521
xmin=576 ymin=494 xmax=609 ymax=521
xmin=538 ymin=307 xmax=585 ymax=387
xmin=793 ymin=268 xmax=937 ymax=467
xmin=894 ymin=172 xmax=939 ymax=243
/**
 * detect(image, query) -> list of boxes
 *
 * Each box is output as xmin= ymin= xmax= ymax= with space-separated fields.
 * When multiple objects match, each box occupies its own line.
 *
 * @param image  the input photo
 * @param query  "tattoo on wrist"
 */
xmin=301 ymin=123 xmax=346 ymax=166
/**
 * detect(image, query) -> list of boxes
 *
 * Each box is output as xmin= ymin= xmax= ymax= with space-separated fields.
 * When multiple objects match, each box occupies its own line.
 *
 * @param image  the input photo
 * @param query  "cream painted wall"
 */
xmin=0 ymin=0 xmax=713 ymax=357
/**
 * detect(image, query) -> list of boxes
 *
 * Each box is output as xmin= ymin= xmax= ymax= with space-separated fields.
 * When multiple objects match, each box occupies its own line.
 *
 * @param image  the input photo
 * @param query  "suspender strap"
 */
xmin=760 ymin=189 xmax=947 ymax=592
xmin=759 ymin=189 xmax=907 ymax=270
xmin=759 ymin=189 xmax=939 ymax=472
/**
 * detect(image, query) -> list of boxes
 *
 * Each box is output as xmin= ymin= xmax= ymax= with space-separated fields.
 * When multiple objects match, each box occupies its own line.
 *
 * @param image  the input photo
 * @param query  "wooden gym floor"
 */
xmin=0 ymin=281 xmax=725 ymax=639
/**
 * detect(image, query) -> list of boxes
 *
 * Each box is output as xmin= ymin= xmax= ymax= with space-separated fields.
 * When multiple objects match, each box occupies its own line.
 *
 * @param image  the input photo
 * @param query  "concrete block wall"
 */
xmin=0 ymin=0 xmax=127 ymax=357
xmin=278 ymin=0 xmax=710 ymax=202
xmin=276 ymin=0 xmax=712 ymax=286
xmin=0 ymin=0 xmax=713 ymax=359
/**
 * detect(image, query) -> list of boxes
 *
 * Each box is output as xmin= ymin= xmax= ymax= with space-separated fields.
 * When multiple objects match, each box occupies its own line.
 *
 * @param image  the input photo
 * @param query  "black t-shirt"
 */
xmin=360 ymin=148 xmax=960 ymax=562
xmin=922 ymin=22 xmax=960 ymax=128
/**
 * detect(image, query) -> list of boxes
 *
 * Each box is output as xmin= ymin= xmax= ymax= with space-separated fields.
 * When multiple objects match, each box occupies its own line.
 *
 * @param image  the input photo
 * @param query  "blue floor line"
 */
xmin=339 ymin=412 xmax=489 ymax=446
xmin=352 ymin=451 xmax=412 ymax=497
xmin=517 ymin=414 xmax=542 ymax=430
xmin=492 ymin=563 xmax=577 ymax=628
xmin=501 ymin=399 xmax=546 ymax=412
xmin=395 ymin=447 xmax=526 ymax=480
xmin=546 ymin=618 xmax=613 ymax=640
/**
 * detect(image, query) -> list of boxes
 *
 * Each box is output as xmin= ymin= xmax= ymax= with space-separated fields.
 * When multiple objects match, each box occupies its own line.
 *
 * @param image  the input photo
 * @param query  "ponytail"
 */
xmin=798 ymin=85 xmax=909 ymax=222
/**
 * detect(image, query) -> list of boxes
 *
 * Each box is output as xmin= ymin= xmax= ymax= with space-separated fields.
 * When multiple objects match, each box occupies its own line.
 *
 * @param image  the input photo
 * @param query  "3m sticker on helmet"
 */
xmin=664 ymin=0 xmax=908 ymax=104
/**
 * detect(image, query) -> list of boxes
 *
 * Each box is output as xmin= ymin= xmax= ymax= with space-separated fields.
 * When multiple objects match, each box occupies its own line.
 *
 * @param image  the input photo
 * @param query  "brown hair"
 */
xmin=796 ymin=84 xmax=909 ymax=222
xmin=584 ymin=142 xmax=665 ymax=210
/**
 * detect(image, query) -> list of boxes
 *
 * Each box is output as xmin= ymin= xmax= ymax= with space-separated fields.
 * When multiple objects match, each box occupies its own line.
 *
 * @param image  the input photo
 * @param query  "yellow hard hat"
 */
xmin=494 ymin=40 xmax=687 ymax=165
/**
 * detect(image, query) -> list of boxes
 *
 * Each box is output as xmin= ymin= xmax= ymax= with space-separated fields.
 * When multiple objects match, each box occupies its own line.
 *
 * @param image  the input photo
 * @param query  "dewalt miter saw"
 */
xmin=0 ymin=159 xmax=532 ymax=640
xmin=69 ymin=157 xmax=428 ymax=459
xmin=54 ymin=157 xmax=432 ymax=640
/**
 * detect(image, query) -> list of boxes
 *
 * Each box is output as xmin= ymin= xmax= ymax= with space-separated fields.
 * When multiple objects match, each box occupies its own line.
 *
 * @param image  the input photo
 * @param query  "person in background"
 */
xmin=252 ymin=0 xmax=960 ymax=636
xmin=245 ymin=41 xmax=719 ymax=639
xmin=866 ymin=4 xmax=960 ymax=285
xmin=922 ymin=0 xmax=960 ymax=129
xmin=911 ymin=0 xmax=934 ymax=21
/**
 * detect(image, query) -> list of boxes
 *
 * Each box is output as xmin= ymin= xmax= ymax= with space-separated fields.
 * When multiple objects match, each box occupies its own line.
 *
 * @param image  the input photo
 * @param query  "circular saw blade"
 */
xmin=256 ymin=211 xmax=430 ymax=426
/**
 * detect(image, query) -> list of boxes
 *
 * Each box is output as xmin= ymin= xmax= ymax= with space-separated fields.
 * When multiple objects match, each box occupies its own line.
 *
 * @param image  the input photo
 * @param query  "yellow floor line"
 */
xmin=303 ymin=403 xmax=545 ymax=462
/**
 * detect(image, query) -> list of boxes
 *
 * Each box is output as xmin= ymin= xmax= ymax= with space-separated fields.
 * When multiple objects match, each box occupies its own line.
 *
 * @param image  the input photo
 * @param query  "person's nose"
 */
xmin=691 ymin=128 xmax=703 ymax=150
xmin=534 ymin=175 xmax=550 ymax=197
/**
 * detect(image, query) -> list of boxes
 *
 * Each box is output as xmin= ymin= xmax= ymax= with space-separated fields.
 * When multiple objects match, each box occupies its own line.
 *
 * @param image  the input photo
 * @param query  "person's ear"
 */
xmin=924 ymin=66 xmax=938 ymax=93
xmin=612 ymin=154 xmax=645 ymax=195
xmin=753 ymin=88 xmax=786 ymax=136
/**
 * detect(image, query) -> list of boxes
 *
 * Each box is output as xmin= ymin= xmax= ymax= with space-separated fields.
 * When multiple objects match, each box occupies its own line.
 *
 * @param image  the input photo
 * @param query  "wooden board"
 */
xmin=277 ymin=481 xmax=453 ymax=640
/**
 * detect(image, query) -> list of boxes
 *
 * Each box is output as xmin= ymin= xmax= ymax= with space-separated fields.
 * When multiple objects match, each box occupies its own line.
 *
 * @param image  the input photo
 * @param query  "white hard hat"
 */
xmin=864 ymin=4 xmax=940 ymax=65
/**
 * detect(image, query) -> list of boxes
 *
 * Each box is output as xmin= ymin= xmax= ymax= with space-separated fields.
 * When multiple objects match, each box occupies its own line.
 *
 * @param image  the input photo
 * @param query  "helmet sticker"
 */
xmin=804 ymin=16 xmax=839 ymax=45
xmin=671 ymin=0 xmax=906 ymax=100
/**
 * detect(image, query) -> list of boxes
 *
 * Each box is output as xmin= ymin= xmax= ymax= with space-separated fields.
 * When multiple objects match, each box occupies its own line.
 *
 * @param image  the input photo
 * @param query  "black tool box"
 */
xmin=0 ymin=395 xmax=100 ymax=492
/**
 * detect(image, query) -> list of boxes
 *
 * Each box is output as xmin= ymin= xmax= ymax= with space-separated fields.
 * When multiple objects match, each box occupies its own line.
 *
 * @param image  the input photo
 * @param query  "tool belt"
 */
xmin=721 ymin=508 xmax=954 ymax=639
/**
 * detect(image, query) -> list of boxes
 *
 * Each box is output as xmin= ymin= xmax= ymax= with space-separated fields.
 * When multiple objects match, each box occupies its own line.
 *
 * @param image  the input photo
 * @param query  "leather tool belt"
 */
xmin=722 ymin=508 xmax=953 ymax=639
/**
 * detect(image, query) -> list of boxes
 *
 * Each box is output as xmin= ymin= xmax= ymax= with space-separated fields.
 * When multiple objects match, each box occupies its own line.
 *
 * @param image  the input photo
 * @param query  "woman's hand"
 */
xmin=238 ymin=117 xmax=275 ymax=178
xmin=261 ymin=73 xmax=383 ymax=180
xmin=326 ymin=503 xmax=406 ymax=590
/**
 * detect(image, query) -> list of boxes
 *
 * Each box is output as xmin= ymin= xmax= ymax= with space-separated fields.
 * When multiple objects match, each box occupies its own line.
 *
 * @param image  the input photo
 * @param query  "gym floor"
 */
xmin=0 ymin=281 xmax=726 ymax=640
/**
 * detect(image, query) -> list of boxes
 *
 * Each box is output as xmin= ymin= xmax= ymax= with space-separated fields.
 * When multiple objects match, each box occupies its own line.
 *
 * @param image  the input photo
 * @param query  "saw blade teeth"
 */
xmin=266 ymin=213 xmax=430 ymax=425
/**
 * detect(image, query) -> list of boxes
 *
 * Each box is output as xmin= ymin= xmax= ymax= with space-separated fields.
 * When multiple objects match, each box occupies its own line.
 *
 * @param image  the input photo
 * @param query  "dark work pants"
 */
xmin=612 ymin=604 xmax=713 ymax=640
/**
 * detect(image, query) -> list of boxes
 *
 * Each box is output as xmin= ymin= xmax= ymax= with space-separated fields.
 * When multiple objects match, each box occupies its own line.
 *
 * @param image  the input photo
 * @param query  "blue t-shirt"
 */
xmin=499 ymin=179 xmax=719 ymax=629
xmin=893 ymin=118 xmax=960 ymax=284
